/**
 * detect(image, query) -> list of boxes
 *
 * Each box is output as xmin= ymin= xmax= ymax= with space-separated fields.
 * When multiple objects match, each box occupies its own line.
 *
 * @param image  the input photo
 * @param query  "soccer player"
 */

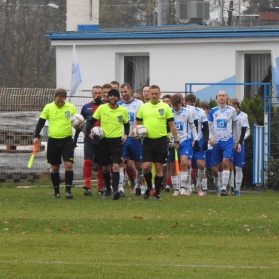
xmin=162 ymin=94 xmax=172 ymax=106
xmin=134 ymin=91 xmax=144 ymax=101
xmin=199 ymin=102 xmax=218 ymax=193
xmin=228 ymin=98 xmax=250 ymax=196
xmin=102 ymin=83 xmax=112 ymax=103
xmin=142 ymin=85 xmax=150 ymax=103
xmin=169 ymin=94 xmax=199 ymax=196
xmin=33 ymin=88 xmax=77 ymax=199
xmin=110 ymin=81 xmax=120 ymax=90
xmin=74 ymin=85 xmax=104 ymax=196
xmin=208 ymin=91 xmax=240 ymax=196
xmin=185 ymin=94 xmax=209 ymax=196
xmin=132 ymin=85 xmax=179 ymax=201
xmin=86 ymin=89 xmax=129 ymax=200
xmin=119 ymin=83 xmax=144 ymax=197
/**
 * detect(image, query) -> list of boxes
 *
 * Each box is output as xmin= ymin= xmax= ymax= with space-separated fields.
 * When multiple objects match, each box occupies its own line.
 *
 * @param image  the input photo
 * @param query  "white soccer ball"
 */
xmin=133 ymin=125 xmax=147 ymax=139
xmin=91 ymin=126 xmax=104 ymax=140
xmin=71 ymin=114 xmax=84 ymax=129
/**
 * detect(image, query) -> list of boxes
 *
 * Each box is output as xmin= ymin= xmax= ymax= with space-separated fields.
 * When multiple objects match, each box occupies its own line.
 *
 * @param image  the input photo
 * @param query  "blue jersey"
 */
xmin=118 ymin=98 xmax=143 ymax=136
xmin=208 ymin=105 xmax=237 ymax=142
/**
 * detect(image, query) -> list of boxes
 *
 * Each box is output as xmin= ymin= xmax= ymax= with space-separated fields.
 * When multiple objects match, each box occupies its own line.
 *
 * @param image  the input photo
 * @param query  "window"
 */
xmin=124 ymin=56 xmax=149 ymax=92
xmin=244 ymin=53 xmax=271 ymax=99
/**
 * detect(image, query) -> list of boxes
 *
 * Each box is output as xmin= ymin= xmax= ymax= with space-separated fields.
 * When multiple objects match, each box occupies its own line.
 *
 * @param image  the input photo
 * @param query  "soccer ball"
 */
xmin=133 ymin=125 xmax=147 ymax=139
xmin=91 ymin=126 xmax=104 ymax=140
xmin=71 ymin=114 xmax=84 ymax=129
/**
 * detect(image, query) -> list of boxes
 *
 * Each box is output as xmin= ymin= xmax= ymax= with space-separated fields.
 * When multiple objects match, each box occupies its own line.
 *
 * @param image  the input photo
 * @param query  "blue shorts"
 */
xmin=232 ymin=143 xmax=245 ymax=167
xmin=205 ymin=149 xmax=215 ymax=167
xmin=192 ymin=139 xmax=205 ymax=162
xmin=122 ymin=137 xmax=142 ymax=162
xmin=168 ymin=139 xmax=192 ymax=162
xmin=213 ymin=138 xmax=233 ymax=165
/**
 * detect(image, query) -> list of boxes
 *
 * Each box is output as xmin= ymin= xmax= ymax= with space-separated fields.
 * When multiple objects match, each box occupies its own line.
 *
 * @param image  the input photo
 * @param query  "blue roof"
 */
xmin=45 ymin=24 xmax=279 ymax=40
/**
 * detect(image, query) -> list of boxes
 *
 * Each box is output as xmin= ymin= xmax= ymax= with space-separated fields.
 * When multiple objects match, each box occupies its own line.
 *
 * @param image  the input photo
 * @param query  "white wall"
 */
xmin=52 ymin=37 xmax=278 ymax=101
xmin=66 ymin=0 xmax=99 ymax=31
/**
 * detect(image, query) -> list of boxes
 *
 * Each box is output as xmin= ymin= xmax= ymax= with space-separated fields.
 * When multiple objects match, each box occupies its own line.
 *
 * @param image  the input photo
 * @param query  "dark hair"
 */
xmin=199 ymin=102 xmax=209 ymax=109
xmin=171 ymin=94 xmax=182 ymax=107
xmin=120 ymin=82 xmax=132 ymax=90
xmin=110 ymin=81 xmax=119 ymax=87
xmin=149 ymin=85 xmax=160 ymax=91
xmin=162 ymin=94 xmax=172 ymax=100
xmin=55 ymin=88 xmax=67 ymax=98
xmin=102 ymin=83 xmax=113 ymax=90
xmin=185 ymin=93 xmax=196 ymax=103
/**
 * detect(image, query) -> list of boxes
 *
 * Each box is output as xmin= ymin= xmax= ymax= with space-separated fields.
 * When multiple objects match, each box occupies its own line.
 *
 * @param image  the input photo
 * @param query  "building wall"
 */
xmin=52 ymin=37 xmax=278 ymax=101
xmin=66 ymin=0 xmax=99 ymax=31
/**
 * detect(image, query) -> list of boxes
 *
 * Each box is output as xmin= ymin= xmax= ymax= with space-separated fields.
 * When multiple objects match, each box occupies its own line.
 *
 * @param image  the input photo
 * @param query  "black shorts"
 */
xmin=142 ymin=136 xmax=168 ymax=164
xmin=99 ymin=137 xmax=123 ymax=166
xmin=47 ymin=136 xmax=74 ymax=166
xmin=84 ymin=137 xmax=101 ymax=163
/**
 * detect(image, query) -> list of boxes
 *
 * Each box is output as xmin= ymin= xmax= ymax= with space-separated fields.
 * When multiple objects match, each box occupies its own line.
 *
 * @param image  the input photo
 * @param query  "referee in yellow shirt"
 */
xmin=86 ymin=89 xmax=130 ymax=200
xmin=33 ymin=88 xmax=77 ymax=199
xmin=132 ymin=85 xmax=179 ymax=201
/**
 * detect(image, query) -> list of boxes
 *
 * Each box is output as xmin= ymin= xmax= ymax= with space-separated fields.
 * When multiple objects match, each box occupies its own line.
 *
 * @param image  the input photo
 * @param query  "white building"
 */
xmin=46 ymin=0 xmax=279 ymax=101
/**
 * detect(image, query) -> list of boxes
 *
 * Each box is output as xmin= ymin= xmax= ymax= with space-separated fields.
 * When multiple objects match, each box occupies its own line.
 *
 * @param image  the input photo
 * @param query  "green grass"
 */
xmin=1 ymin=186 xmax=279 ymax=278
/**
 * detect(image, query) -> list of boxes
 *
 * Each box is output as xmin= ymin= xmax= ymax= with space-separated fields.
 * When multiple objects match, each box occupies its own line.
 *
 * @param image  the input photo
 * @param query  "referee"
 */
xmin=132 ymin=85 xmax=179 ymax=201
xmin=86 ymin=89 xmax=130 ymax=200
xmin=33 ymin=88 xmax=77 ymax=199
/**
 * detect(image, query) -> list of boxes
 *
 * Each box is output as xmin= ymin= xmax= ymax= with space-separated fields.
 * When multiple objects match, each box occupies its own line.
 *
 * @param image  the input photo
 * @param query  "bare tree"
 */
xmin=0 ymin=0 xmax=66 ymax=88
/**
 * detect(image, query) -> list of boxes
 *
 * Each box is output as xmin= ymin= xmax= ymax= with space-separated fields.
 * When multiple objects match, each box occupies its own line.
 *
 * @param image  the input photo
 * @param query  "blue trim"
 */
xmin=45 ymin=25 xmax=279 ymax=40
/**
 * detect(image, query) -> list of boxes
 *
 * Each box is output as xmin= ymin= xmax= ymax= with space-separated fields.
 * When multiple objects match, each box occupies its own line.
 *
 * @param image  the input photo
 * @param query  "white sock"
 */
xmin=222 ymin=170 xmax=230 ymax=190
xmin=118 ymin=167 xmax=124 ymax=192
xmin=228 ymin=170 xmax=235 ymax=188
xmin=218 ymin=172 xmax=223 ymax=188
xmin=197 ymin=169 xmax=205 ymax=187
xmin=235 ymin=166 xmax=243 ymax=191
xmin=180 ymin=171 xmax=188 ymax=189
xmin=171 ymin=175 xmax=180 ymax=191
xmin=202 ymin=178 xmax=208 ymax=191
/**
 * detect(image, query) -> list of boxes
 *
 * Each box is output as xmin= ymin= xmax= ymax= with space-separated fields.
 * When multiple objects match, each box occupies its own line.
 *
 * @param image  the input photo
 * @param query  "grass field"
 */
xmin=0 ymin=185 xmax=279 ymax=279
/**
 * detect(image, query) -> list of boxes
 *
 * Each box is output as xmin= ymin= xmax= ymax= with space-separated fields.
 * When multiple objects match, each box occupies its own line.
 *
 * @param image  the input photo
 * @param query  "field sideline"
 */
xmin=0 ymin=186 xmax=279 ymax=279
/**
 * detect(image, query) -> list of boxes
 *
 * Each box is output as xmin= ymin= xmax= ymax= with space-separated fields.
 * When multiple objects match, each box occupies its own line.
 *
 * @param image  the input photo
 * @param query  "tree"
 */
xmin=99 ymin=0 xmax=155 ymax=28
xmin=244 ymin=0 xmax=279 ymax=14
xmin=0 ymin=0 xmax=66 ymax=88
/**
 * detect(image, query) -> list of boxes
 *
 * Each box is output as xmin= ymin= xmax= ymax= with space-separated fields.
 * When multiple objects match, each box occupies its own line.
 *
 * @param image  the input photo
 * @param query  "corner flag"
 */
xmin=70 ymin=45 xmax=82 ymax=97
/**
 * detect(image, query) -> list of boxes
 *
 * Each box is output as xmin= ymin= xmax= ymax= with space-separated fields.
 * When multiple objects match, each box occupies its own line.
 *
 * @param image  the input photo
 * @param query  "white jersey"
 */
xmin=208 ymin=105 xmax=237 ymax=142
xmin=118 ymin=98 xmax=143 ymax=136
xmin=235 ymin=110 xmax=250 ymax=140
xmin=195 ymin=107 xmax=208 ymax=141
xmin=185 ymin=104 xmax=198 ymax=140
xmin=172 ymin=107 xmax=198 ymax=143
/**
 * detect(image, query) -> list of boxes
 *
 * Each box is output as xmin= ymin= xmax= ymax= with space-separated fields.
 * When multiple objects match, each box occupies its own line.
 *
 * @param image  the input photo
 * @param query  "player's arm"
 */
xmin=202 ymin=121 xmax=209 ymax=150
xmin=85 ymin=117 xmax=98 ymax=138
xmin=33 ymin=118 xmax=46 ymax=144
xmin=233 ymin=120 xmax=241 ymax=152
xmin=168 ymin=119 xmax=179 ymax=150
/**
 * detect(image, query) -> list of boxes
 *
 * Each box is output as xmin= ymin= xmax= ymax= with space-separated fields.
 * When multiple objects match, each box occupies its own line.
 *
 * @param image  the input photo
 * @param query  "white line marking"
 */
xmin=0 ymin=260 xmax=277 ymax=269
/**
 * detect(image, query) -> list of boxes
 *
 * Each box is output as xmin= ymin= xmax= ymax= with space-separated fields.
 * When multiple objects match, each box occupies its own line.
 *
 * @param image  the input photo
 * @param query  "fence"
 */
xmin=0 ymin=88 xmax=93 ymax=182
xmin=0 ymin=88 xmax=184 ymax=182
